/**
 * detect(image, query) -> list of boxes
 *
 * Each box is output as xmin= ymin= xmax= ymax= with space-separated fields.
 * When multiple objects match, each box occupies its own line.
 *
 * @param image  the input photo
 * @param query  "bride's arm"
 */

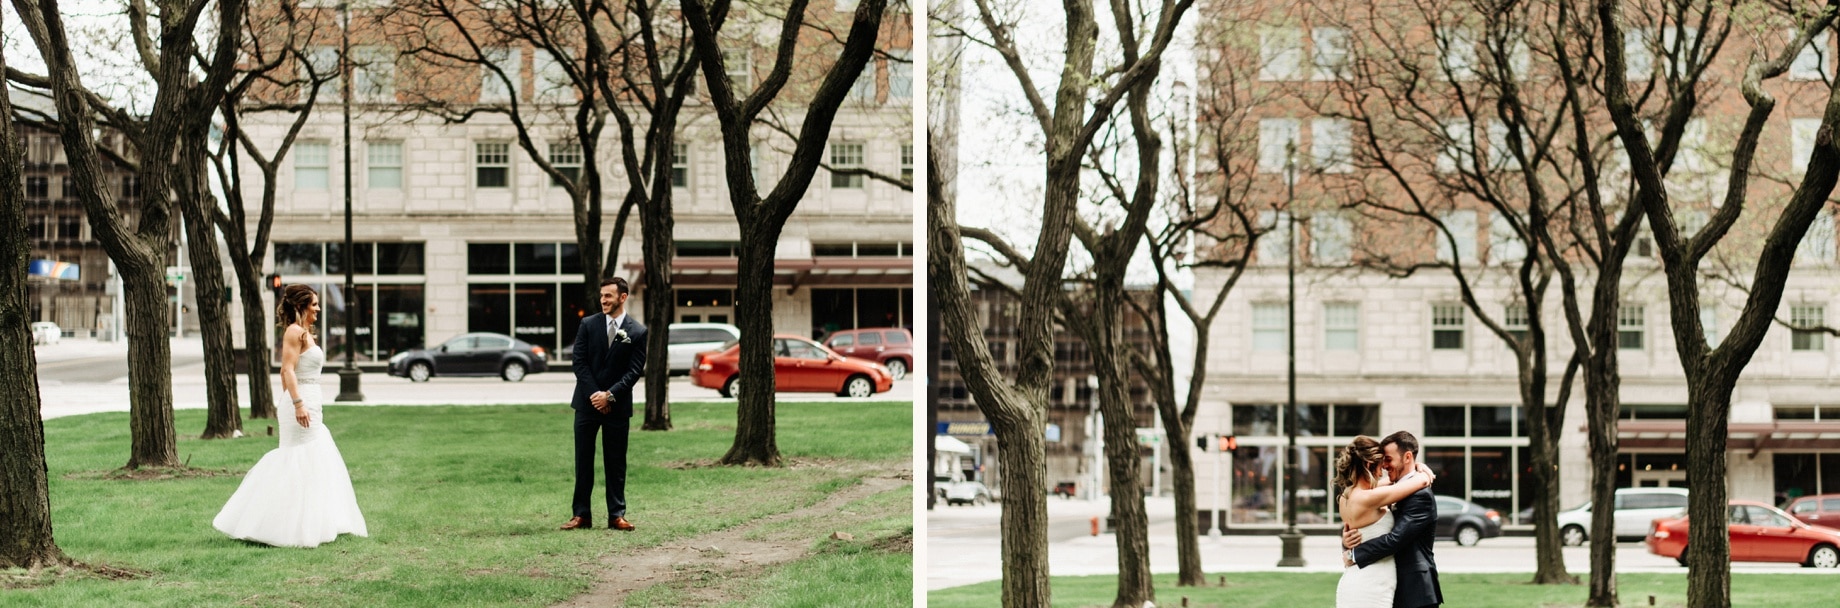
xmin=280 ymin=326 xmax=307 ymax=427
xmin=1349 ymin=465 xmax=1434 ymax=510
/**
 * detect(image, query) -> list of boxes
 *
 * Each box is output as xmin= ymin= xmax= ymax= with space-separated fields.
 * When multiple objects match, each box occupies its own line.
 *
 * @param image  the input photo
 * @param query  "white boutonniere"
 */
xmin=614 ymin=328 xmax=631 ymax=344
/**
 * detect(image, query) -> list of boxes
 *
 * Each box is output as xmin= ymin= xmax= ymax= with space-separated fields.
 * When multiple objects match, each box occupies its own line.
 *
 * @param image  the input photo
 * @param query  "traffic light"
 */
xmin=1195 ymin=434 xmax=1212 ymax=452
xmin=267 ymin=273 xmax=283 ymax=290
xmin=1219 ymin=435 xmax=1238 ymax=452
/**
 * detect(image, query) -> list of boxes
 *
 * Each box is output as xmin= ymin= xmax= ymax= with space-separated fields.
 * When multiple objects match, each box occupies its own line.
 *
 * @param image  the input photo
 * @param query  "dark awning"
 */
xmin=1592 ymin=420 xmax=1840 ymax=452
xmin=623 ymin=257 xmax=913 ymax=289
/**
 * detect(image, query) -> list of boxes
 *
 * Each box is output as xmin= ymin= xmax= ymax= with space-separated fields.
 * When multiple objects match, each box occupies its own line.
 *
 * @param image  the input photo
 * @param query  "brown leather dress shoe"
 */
xmin=611 ymin=516 xmax=636 ymax=531
xmin=560 ymin=516 xmax=590 ymax=530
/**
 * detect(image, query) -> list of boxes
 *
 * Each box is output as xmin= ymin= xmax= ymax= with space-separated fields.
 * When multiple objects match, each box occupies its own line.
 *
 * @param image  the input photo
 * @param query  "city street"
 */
xmin=926 ymin=495 xmax=1836 ymax=591
xmin=33 ymin=337 xmax=912 ymax=421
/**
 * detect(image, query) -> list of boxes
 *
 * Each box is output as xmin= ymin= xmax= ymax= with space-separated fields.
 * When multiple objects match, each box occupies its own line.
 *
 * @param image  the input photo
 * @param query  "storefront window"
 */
xmin=1231 ymin=445 xmax=1279 ymax=524
xmin=1297 ymin=404 xmax=1328 ymax=437
xmin=1426 ymin=406 xmax=1466 ymax=436
xmin=515 ymin=243 xmax=558 ymax=274
xmin=377 ymin=285 xmax=424 ymax=355
xmin=322 ymin=283 xmax=370 ymax=362
xmin=1470 ymin=447 xmax=1513 ymax=514
xmin=469 ymin=244 xmax=511 ymax=275
xmin=468 ymin=284 xmax=511 ymax=334
xmin=560 ymin=282 xmax=587 ymax=359
xmin=1333 ymin=405 xmax=1379 ymax=437
xmin=1233 ymin=404 xmax=1279 ymax=436
xmin=1423 ymin=446 xmax=1467 ymax=498
xmin=1299 ymin=446 xmax=1331 ymax=524
xmin=1472 ymin=406 xmax=1515 ymax=437
xmin=514 ymin=283 xmax=558 ymax=354
xmin=378 ymin=243 xmax=424 ymax=275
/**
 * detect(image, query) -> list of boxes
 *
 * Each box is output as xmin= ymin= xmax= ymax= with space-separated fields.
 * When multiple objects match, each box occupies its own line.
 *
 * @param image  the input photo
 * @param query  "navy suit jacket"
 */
xmin=571 ymin=312 xmax=647 ymax=417
xmin=1352 ymin=484 xmax=1443 ymax=608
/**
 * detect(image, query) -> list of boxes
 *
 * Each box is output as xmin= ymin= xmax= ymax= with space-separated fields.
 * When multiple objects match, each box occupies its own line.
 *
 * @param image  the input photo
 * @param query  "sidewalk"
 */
xmin=34 ymin=337 xmax=912 ymax=420
xmin=926 ymin=495 xmax=1822 ymax=591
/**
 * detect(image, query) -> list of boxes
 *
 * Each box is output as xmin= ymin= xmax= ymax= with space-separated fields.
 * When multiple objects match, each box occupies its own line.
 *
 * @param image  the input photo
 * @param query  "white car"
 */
xmin=31 ymin=322 xmax=61 ymax=345
xmin=1555 ymin=487 xmax=1689 ymax=545
xmin=938 ymin=475 xmax=993 ymax=506
xmin=667 ymin=322 xmax=740 ymax=375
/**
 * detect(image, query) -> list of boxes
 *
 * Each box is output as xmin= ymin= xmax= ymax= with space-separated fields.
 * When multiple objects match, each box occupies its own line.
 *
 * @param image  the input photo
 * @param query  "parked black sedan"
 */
xmin=387 ymin=332 xmax=549 ymax=382
xmin=1435 ymin=495 xmax=1504 ymax=546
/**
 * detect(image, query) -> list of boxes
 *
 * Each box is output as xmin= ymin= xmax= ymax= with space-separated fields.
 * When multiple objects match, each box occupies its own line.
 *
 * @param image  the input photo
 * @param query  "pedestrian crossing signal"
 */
xmin=1196 ymin=435 xmax=1213 ymax=451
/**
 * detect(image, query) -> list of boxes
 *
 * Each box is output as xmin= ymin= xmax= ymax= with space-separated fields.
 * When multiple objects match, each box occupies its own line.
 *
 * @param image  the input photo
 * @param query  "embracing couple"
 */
xmin=1335 ymin=431 xmax=1444 ymax=608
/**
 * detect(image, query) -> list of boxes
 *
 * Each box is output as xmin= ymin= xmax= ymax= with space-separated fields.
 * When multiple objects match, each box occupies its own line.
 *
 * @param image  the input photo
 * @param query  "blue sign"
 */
xmin=28 ymin=259 xmax=78 ymax=281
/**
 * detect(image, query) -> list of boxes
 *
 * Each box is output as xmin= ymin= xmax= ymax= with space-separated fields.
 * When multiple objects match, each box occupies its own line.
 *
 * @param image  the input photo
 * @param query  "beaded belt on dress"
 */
xmin=297 ymin=376 xmax=319 ymax=384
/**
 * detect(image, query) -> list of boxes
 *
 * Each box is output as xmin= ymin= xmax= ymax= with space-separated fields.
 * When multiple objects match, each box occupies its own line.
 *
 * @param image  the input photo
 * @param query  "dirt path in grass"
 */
xmin=553 ymin=460 xmax=911 ymax=607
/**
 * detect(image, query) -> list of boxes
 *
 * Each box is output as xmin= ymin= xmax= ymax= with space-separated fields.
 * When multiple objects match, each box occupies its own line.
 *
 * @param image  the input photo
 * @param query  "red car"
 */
xmin=690 ymin=334 xmax=894 ymax=398
xmin=822 ymin=327 xmax=913 ymax=380
xmin=1646 ymin=500 xmax=1840 ymax=568
xmin=1784 ymin=494 xmax=1840 ymax=528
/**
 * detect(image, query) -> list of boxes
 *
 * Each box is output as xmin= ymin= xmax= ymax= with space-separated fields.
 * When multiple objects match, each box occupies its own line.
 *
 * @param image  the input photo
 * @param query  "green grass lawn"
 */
xmin=7 ymin=402 xmax=912 ymax=607
xmin=926 ymin=572 xmax=1836 ymax=607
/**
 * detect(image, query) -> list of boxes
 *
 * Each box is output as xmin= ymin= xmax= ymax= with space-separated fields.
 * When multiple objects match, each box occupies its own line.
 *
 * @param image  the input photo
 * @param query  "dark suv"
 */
xmin=823 ymin=328 xmax=913 ymax=380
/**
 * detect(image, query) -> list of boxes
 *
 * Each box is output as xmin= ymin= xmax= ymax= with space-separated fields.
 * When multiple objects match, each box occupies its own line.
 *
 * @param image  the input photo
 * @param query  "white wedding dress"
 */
xmin=1336 ymin=509 xmax=1398 ymax=608
xmin=214 ymin=343 xmax=368 ymax=548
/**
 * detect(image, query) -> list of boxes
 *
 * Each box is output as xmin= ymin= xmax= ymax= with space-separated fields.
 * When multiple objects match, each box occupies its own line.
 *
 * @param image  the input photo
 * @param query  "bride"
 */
xmin=1335 ymin=435 xmax=1433 ymax=608
xmin=214 ymin=284 xmax=368 ymax=548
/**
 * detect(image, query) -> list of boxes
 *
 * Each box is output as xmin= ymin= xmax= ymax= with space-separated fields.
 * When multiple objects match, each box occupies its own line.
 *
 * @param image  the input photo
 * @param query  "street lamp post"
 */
xmin=334 ymin=1 xmax=364 ymax=402
xmin=1277 ymin=144 xmax=1306 ymax=567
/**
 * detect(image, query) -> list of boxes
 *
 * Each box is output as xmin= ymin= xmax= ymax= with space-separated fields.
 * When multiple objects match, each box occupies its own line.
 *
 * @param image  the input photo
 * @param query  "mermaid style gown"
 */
xmin=213 ymin=343 xmax=367 ymax=548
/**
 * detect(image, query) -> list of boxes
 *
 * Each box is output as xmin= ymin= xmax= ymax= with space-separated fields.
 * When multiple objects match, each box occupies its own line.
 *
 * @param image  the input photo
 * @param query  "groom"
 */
xmin=1342 ymin=430 xmax=1443 ymax=608
xmin=561 ymin=277 xmax=647 ymax=531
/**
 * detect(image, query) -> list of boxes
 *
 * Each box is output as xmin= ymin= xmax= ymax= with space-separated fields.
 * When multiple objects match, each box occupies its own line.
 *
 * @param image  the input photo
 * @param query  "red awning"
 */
xmin=622 ymin=257 xmax=912 ymax=288
xmin=1591 ymin=420 xmax=1840 ymax=452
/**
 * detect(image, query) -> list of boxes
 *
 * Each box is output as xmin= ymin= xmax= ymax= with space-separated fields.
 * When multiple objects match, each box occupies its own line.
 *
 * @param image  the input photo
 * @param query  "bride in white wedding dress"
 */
xmin=1335 ymin=435 xmax=1433 ymax=608
xmin=214 ymin=285 xmax=367 ymax=548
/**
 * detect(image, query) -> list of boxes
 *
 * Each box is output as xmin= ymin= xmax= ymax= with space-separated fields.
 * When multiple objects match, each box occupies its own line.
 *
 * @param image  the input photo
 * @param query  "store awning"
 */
xmin=935 ymin=434 xmax=973 ymax=454
xmin=623 ymin=257 xmax=912 ymax=289
xmin=1593 ymin=420 xmax=1840 ymax=452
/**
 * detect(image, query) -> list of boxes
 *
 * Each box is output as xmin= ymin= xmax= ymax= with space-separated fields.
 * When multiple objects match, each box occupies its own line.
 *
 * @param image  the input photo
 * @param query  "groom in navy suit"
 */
xmin=561 ymin=277 xmax=647 ymax=531
xmin=1343 ymin=430 xmax=1443 ymax=608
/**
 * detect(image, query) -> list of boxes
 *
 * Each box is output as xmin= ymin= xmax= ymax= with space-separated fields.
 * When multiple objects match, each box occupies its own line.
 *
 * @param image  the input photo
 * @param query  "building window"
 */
xmin=121 ymin=175 xmax=142 ymax=199
xmin=1505 ymin=303 xmax=1529 ymax=344
xmin=61 ymin=176 xmax=76 ymax=198
xmin=1257 ymin=210 xmax=1291 ymax=266
xmin=1797 ymin=212 xmax=1835 ymax=266
xmin=1439 ymin=27 xmax=1478 ymax=81
xmin=1618 ymin=305 xmax=1645 ymax=350
xmin=1486 ymin=120 xmax=1523 ymax=171
xmin=1791 ymin=30 xmax=1832 ymax=81
xmin=533 ymin=50 xmax=573 ymax=102
xmin=1310 ymin=118 xmax=1352 ymax=173
xmin=830 ymin=142 xmax=865 ymax=189
xmin=1792 ymin=117 xmax=1821 ymax=174
xmin=476 ymin=142 xmax=510 ymax=188
xmin=26 ymin=216 xmax=46 ymax=239
xmin=1252 ymin=303 xmax=1287 ymax=352
xmin=1490 ymin=211 xmax=1526 ymax=265
xmin=1437 ymin=120 xmax=1473 ymax=174
xmin=1701 ymin=304 xmax=1720 ymax=347
xmin=296 ymin=141 xmax=329 ymax=190
xmin=57 ymin=216 xmax=81 ymax=239
xmin=672 ymin=143 xmax=689 ymax=188
xmin=1436 ymin=209 xmax=1477 ymax=264
xmin=352 ymin=45 xmax=396 ymax=103
xmin=849 ymin=62 xmax=876 ymax=101
xmin=1259 ymin=27 xmax=1303 ymax=81
xmin=1324 ymin=302 xmax=1358 ymax=351
xmin=1432 ymin=303 xmax=1465 ymax=350
xmin=1311 ymin=212 xmax=1350 ymax=265
xmin=549 ymin=142 xmax=581 ymax=186
xmin=889 ymin=49 xmax=912 ymax=100
xmin=480 ymin=47 xmax=521 ymax=104
xmin=367 ymin=141 xmax=402 ymax=189
xmin=1792 ymin=305 xmax=1826 ymax=351
xmin=1774 ymin=453 xmax=1840 ymax=506
xmin=303 ymin=46 xmax=339 ymax=102
xmin=25 ymin=176 xmax=47 ymax=198
xmin=1258 ymin=118 xmax=1300 ymax=174
xmin=723 ymin=48 xmax=752 ymax=92
xmin=900 ymin=143 xmax=913 ymax=182
xmin=1310 ymin=27 xmax=1348 ymax=80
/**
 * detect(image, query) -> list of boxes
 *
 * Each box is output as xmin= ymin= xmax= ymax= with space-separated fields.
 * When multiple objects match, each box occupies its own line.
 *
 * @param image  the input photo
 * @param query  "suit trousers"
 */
xmin=572 ymin=406 xmax=630 ymax=522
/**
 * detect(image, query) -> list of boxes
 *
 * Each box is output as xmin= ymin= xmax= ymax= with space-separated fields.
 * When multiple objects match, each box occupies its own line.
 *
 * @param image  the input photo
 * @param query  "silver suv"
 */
xmin=667 ymin=323 xmax=741 ymax=375
xmin=1555 ymin=487 xmax=1689 ymax=546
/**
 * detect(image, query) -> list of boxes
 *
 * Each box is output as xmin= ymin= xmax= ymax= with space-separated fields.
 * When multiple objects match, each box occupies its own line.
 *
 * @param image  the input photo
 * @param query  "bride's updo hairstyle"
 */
xmin=276 ymin=284 xmax=318 ymax=331
xmin=1335 ymin=435 xmax=1386 ymax=490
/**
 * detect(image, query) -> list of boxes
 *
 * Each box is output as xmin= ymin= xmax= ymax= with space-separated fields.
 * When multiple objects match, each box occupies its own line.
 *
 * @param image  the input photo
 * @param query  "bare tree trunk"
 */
xmin=122 ymin=263 xmax=180 ymax=469
xmin=1093 ymin=294 xmax=1151 ymax=607
xmin=231 ymin=255 xmax=274 ymax=420
xmin=640 ymin=184 xmax=676 ymax=431
xmin=0 ymin=57 xmax=65 ymax=568
xmin=178 ymin=139 xmax=242 ymax=439
xmin=721 ymin=234 xmax=781 ymax=465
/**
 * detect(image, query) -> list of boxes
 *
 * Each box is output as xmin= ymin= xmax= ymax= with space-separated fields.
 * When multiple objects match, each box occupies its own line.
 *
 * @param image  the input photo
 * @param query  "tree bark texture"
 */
xmin=639 ymin=162 xmax=677 ymax=431
xmin=929 ymin=141 xmax=1054 ymax=607
xmin=0 ymin=59 xmax=65 ymax=568
xmin=231 ymin=254 xmax=275 ymax=420
xmin=178 ymin=139 xmax=243 ymax=439
xmin=721 ymin=234 xmax=781 ymax=465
